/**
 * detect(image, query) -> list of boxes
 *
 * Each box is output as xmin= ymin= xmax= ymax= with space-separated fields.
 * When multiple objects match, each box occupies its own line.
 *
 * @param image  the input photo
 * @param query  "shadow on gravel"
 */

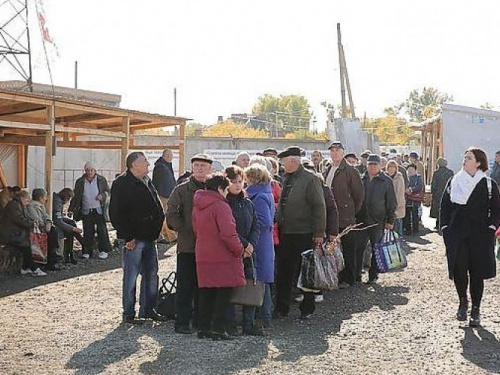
xmin=66 ymin=283 xmax=409 ymax=374
xmin=0 ymin=244 xmax=174 ymax=299
xmin=461 ymin=327 xmax=500 ymax=373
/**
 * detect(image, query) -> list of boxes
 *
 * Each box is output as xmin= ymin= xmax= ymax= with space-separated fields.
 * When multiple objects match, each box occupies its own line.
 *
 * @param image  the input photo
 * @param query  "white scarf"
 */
xmin=450 ymin=169 xmax=485 ymax=204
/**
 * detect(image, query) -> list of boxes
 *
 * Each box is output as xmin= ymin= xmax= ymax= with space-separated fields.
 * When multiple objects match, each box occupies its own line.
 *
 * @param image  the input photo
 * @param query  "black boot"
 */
xmin=469 ymin=306 xmax=481 ymax=327
xmin=456 ymin=298 xmax=468 ymax=321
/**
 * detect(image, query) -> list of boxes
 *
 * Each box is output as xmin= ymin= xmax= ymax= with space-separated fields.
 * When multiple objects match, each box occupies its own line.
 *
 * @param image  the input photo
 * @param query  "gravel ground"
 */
xmin=1 ymin=208 xmax=500 ymax=375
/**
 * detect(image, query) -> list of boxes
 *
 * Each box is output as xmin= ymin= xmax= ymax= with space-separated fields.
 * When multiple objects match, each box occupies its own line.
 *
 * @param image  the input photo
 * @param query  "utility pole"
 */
xmin=174 ymin=88 xmax=177 ymax=116
xmin=337 ymin=23 xmax=356 ymax=119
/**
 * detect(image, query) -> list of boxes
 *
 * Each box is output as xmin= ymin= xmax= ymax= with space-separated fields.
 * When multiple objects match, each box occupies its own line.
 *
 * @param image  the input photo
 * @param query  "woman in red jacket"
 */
xmin=192 ymin=173 xmax=249 ymax=340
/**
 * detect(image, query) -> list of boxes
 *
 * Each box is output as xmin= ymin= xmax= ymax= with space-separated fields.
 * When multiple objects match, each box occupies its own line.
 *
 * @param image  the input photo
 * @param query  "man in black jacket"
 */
xmin=357 ymin=154 xmax=397 ymax=284
xmin=110 ymin=152 xmax=165 ymax=324
xmin=152 ymin=149 xmax=177 ymax=244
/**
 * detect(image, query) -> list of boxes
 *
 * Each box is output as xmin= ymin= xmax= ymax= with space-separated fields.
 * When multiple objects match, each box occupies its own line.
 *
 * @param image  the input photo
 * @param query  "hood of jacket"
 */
xmin=193 ymin=189 xmax=226 ymax=210
xmin=246 ymin=182 xmax=272 ymax=199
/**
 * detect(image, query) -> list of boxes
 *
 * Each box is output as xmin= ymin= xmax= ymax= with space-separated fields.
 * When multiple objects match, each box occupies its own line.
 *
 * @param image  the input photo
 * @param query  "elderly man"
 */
xmin=110 ymin=152 xmax=165 ymax=323
xmin=491 ymin=150 xmax=500 ymax=186
xmin=152 ymin=148 xmax=177 ymax=244
xmin=275 ymin=146 xmax=326 ymax=320
xmin=357 ymin=154 xmax=397 ymax=284
xmin=324 ymin=141 xmax=364 ymax=287
xmin=166 ymin=153 xmax=213 ymax=334
xmin=69 ymin=162 xmax=111 ymax=260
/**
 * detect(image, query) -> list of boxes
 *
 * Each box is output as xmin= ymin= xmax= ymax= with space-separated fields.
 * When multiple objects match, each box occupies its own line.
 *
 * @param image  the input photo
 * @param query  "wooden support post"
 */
xmin=0 ymin=162 xmax=8 ymax=188
xmin=121 ymin=116 xmax=130 ymax=172
xmin=17 ymin=145 xmax=27 ymax=188
xmin=178 ymin=122 xmax=186 ymax=174
xmin=341 ymin=44 xmax=356 ymax=119
xmin=45 ymin=104 xmax=55 ymax=215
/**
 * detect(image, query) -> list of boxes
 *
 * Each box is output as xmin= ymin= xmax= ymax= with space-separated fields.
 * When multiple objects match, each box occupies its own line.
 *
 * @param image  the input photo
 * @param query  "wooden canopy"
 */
xmin=0 ymin=88 xmax=187 ymax=210
xmin=415 ymin=114 xmax=443 ymax=185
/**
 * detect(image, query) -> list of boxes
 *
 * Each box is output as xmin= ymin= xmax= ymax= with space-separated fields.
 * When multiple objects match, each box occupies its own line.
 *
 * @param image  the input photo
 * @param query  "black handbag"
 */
xmin=230 ymin=257 xmax=265 ymax=307
xmin=156 ymin=271 xmax=177 ymax=319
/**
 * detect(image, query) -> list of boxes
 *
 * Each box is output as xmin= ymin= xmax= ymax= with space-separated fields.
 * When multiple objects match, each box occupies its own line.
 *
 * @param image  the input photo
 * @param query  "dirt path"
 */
xmin=1 ymin=210 xmax=500 ymax=375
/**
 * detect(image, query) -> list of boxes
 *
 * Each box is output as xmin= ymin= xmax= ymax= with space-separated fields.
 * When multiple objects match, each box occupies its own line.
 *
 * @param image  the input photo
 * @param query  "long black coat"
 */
xmin=440 ymin=177 xmax=500 ymax=280
xmin=0 ymin=196 xmax=34 ymax=247
xmin=430 ymin=166 xmax=454 ymax=218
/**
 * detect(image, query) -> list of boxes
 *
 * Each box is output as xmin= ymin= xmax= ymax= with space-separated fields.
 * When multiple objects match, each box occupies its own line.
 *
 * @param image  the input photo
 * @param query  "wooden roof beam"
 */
xmin=55 ymin=112 xmax=118 ymax=124
xmin=0 ymin=103 xmax=47 ymax=116
xmin=0 ymin=120 xmax=51 ymax=131
xmin=54 ymin=125 xmax=127 ymax=138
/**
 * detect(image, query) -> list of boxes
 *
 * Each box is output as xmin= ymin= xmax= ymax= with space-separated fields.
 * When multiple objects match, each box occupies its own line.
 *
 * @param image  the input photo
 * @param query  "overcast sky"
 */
xmin=5 ymin=0 xmax=500 ymax=130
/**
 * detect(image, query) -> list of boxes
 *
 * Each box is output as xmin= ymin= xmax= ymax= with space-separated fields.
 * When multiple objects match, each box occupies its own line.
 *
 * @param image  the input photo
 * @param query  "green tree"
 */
xmin=252 ymin=94 xmax=311 ymax=132
xmin=185 ymin=122 xmax=204 ymax=136
xmin=362 ymin=108 xmax=412 ymax=145
xmin=397 ymin=87 xmax=453 ymax=122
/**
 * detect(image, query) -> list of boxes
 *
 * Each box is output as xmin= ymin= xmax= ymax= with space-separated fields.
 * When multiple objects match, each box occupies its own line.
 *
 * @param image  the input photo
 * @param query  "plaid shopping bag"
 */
xmin=374 ymin=230 xmax=407 ymax=273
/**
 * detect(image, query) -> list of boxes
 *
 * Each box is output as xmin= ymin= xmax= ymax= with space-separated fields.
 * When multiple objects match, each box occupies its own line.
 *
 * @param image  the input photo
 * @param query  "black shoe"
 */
xmin=243 ymin=326 xmax=265 ymax=336
xmin=226 ymin=326 xmax=241 ymax=336
xmin=45 ymin=264 xmax=61 ymax=271
xmin=143 ymin=312 xmax=168 ymax=322
xmin=298 ymin=313 xmax=312 ymax=320
xmin=469 ymin=306 xmax=481 ymax=327
xmin=211 ymin=331 xmax=234 ymax=341
xmin=272 ymin=310 xmax=288 ymax=319
xmin=366 ymin=278 xmax=378 ymax=285
xmin=197 ymin=331 xmax=213 ymax=339
xmin=122 ymin=316 xmax=145 ymax=325
xmin=175 ymin=325 xmax=194 ymax=334
xmin=456 ymin=298 xmax=468 ymax=321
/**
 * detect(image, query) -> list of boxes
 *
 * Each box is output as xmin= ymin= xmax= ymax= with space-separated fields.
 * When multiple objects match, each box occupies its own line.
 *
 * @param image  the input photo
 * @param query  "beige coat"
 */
xmin=387 ymin=171 xmax=406 ymax=219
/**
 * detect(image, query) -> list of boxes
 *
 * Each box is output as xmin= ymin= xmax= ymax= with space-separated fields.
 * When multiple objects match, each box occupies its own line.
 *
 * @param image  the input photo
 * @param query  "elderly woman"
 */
xmin=27 ymin=188 xmax=61 ymax=271
xmin=192 ymin=173 xmax=248 ymax=341
xmin=245 ymin=164 xmax=275 ymax=333
xmin=53 ymin=188 xmax=83 ymax=264
xmin=430 ymin=157 xmax=454 ymax=230
xmin=0 ymin=190 xmax=47 ymax=276
xmin=441 ymin=147 xmax=500 ymax=326
xmin=385 ymin=160 xmax=406 ymax=235
xmin=235 ymin=151 xmax=250 ymax=169
xmin=224 ymin=165 xmax=260 ymax=336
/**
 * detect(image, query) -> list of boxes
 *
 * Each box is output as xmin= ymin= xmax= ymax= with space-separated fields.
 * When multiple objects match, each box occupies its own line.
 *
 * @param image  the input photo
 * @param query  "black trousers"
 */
xmin=453 ymin=239 xmax=484 ymax=308
xmin=198 ymin=287 xmax=232 ymax=333
xmin=82 ymin=211 xmax=111 ymax=256
xmin=18 ymin=245 xmax=36 ymax=271
xmin=175 ymin=252 xmax=199 ymax=328
xmin=275 ymin=233 xmax=315 ymax=316
xmin=404 ymin=206 xmax=419 ymax=235
xmin=356 ymin=225 xmax=384 ymax=281
xmin=338 ymin=229 xmax=357 ymax=285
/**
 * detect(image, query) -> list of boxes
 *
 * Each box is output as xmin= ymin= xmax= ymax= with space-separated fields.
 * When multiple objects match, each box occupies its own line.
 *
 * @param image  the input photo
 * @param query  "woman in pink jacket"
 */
xmin=192 ymin=173 xmax=249 ymax=340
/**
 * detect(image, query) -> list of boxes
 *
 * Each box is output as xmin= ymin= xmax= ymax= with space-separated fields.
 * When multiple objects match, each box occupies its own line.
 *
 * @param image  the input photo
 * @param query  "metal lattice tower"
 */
xmin=0 ymin=0 xmax=33 ymax=91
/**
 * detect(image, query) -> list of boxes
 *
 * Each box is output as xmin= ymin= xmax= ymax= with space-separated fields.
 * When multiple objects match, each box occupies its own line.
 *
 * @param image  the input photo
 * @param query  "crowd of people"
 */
xmin=1 ymin=144 xmax=500 ymax=335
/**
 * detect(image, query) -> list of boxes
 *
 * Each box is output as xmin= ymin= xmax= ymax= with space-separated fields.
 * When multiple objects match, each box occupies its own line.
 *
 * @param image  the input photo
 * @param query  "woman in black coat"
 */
xmin=440 ymin=147 xmax=500 ymax=327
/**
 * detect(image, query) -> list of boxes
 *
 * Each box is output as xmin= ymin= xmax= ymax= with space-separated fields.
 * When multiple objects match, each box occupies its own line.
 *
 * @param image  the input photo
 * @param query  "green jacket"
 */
xmin=166 ymin=176 xmax=205 ymax=253
xmin=276 ymin=165 xmax=326 ymax=237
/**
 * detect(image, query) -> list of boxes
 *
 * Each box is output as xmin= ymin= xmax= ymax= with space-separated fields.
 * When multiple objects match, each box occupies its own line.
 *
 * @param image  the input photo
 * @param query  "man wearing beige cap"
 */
xmin=167 ymin=153 xmax=213 ymax=334
xmin=69 ymin=161 xmax=111 ymax=260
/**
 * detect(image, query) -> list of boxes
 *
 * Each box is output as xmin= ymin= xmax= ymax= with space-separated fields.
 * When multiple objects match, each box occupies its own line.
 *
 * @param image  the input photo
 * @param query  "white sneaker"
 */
xmin=294 ymin=294 xmax=304 ymax=302
xmin=20 ymin=268 xmax=33 ymax=275
xmin=81 ymin=254 xmax=90 ymax=260
xmin=315 ymin=295 xmax=324 ymax=303
xmin=33 ymin=268 xmax=47 ymax=276
xmin=98 ymin=252 xmax=109 ymax=260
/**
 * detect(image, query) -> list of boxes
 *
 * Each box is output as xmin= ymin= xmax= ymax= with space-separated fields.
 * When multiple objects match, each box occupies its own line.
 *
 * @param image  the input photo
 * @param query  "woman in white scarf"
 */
xmin=440 ymin=147 xmax=500 ymax=327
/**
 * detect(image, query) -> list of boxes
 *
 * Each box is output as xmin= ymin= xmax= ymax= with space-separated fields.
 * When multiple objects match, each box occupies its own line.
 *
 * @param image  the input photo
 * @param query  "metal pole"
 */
xmin=25 ymin=0 xmax=33 ymax=92
xmin=337 ymin=23 xmax=346 ymax=118
xmin=174 ymin=87 xmax=177 ymax=116
xmin=74 ymin=61 xmax=78 ymax=98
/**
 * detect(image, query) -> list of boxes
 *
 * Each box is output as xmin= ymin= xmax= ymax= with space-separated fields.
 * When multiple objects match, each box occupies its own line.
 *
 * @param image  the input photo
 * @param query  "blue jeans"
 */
xmin=121 ymin=239 xmax=159 ymax=318
xmin=256 ymin=283 xmax=273 ymax=325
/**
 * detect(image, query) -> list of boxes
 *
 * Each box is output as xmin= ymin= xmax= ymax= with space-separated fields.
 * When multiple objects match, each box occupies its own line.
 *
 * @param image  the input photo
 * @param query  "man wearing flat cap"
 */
xmin=357 ymin=154 xmax=397 ymax=284
xmin=69 ymin=161 xmax=111 ymax=260
xmin=166 ymin=153 xmax=213 ymax=334
xmin=275 ymin=146 xmax=326 ymax=319
xmin=323 ymin=141 xmax=364 ymax=288
xmin=409 ymin=152 xmax=425 ymax=184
